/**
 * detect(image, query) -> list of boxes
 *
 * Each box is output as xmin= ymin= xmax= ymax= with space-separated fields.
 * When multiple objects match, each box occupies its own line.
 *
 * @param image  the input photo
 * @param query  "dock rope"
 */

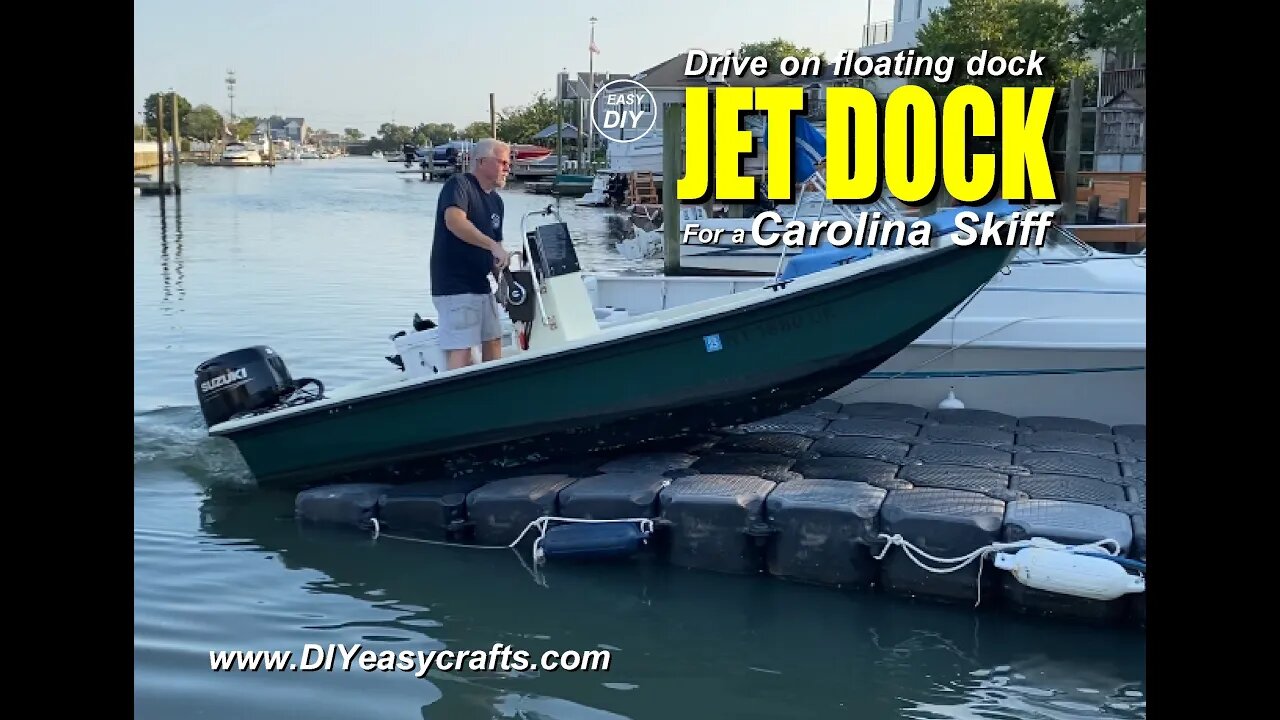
xmin=366 ymin=517 xmax=1143 ymax=603
xmin=871 ymin=533 xmax=1135 ymax=607
xmin=369 ymin=515 xmax=655 ymax=567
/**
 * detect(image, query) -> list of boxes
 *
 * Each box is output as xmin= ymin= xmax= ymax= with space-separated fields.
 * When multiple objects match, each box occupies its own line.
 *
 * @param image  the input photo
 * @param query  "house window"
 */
xmin=1049 ymin=107 xmax=1097 ymax=154
xmin=1099 ymin=110 xmax=1145 ymax=153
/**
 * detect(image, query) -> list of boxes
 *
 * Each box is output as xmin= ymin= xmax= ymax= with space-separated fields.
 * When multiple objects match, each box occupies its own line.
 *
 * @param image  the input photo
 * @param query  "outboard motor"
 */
xmin=194 ymin=345 xmax=296 ymax=427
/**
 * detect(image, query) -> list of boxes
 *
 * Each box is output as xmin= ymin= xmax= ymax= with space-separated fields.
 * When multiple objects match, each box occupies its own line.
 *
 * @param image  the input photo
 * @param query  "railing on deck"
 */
xmin=862 ymin=20 xmax=893 ymax=47
xmin=1100 ymin=68 xmax=1145 ymax=101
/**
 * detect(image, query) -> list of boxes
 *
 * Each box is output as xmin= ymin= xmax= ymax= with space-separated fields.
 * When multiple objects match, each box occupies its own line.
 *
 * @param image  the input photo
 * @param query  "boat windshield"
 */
xmin=1015 ymin=224 xmax=1095 ymax=260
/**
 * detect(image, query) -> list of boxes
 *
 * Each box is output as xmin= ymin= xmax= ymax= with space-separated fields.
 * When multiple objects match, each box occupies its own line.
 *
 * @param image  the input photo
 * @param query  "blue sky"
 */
xmin=134 ymin=0 xmax=895 ymax=135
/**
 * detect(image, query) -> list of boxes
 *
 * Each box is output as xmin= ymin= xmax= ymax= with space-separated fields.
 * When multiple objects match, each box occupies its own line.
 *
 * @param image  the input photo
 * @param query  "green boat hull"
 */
xmin=213 ymin=241 xmax=1015 ymax=487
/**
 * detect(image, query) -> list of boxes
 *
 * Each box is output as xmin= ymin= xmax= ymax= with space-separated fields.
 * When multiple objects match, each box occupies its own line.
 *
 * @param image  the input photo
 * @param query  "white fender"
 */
xmin=994 ymin=547 xmax=1145 ymax=601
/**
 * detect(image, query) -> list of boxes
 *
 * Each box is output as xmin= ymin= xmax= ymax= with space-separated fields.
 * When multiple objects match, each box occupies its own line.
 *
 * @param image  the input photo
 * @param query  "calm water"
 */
xmin=134 ymin=159 xmax=1146 ymax=719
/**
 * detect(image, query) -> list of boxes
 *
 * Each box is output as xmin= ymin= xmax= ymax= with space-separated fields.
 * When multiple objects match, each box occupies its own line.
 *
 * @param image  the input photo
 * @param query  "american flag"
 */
xmin=589 ymin=39 xmax=600 ymax=54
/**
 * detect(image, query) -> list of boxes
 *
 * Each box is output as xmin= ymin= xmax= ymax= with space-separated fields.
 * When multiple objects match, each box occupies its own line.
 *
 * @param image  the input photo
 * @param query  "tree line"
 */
xmin=133 ymin=92 xmax=363 ymax=145
xmin=366 ymin=91 xmax=569 ymax=151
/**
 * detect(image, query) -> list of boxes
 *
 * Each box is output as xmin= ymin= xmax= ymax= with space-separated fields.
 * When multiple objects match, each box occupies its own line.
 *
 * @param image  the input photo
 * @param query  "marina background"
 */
xmin=134 ymin=158 xmax=1146 ymax=719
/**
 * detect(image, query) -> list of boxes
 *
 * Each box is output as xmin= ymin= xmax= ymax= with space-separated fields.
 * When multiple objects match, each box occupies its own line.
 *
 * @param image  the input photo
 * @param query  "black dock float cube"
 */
xmin=375 ymin=477 xmax=487 ymax=540
xmin=712 ymin=431 xmax=816 ymax=458
xmin=689 ymin=451 xmax=797 ymax=479
xmin=926 ymin=407 xmax=1018 ymax=430
xmin=825 ymin=416 xmax=923 ymax=442
xmin=1016 ymin=416 xmax=1113 ymax=435
xmin=906 ymin=442 xmax=1013 ymax=471
xmin=295 ymin=483 xmax=393 ymax=530
xmin=1014 ymin=450 xmax=1124 ymax=482
xmin=896 ymin=464 xmax=1019 ymax=501
xmin=1011 ymin=474 xmax=1130 ymax=508
xmin=808 ymin=435 xmax=912 ymax=464
xmin=557 ymin=472 xmax=670 ymax=520
xmin=839 ymin=402 xmax=929 ymax=422
xmin=596 ymin=452 xmax=698 ymax=476
xmin=791 ymin=456 xmax=908 ymax=489
xmin=764 ymin=479 xmax=887 ymax=588
xmin=1000 ymin=499 xmax=1139 ymax=623
xmin=658 ymin=474 xmax=777 ymax=574
xmin=1014 ymin=429 xmax=1122 ymax=457
xmin=919 ymin=423 xmax=1013 ymax=448
xmin=877 ymin=488 xmax=1007 ymax=605
xmin=731 ymin=413 xmax=832 ymax=436
xmin=465 ymin=474 xmax=579 ymax=546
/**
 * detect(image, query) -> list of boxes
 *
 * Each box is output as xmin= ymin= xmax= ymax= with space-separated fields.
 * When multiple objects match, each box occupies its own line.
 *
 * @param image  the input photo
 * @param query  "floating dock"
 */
xmin=293 ymin=399 xmax=1147 ymax=627
xmin=134 ymin=177 xmax=179 ymax=196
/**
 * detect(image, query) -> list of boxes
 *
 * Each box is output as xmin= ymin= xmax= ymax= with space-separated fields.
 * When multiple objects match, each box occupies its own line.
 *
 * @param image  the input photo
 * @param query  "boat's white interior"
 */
xmin=213 ymin=232 xmax=965 ymax=432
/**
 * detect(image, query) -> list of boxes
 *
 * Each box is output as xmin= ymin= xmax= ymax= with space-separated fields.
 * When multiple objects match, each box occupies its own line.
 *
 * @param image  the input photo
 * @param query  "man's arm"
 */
xmin=444 ymin=206 xmax=502 ymax=253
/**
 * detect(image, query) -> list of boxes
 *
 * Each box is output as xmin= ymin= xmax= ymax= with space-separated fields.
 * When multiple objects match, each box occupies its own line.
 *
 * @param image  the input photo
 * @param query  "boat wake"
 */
xmin=134 ymin=406 xmax=253 ymax=485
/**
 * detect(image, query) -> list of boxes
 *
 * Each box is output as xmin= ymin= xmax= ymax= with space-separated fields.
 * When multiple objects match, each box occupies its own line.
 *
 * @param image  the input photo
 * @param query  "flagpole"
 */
xmin=588 ymin=16 xmax=597 ymax=168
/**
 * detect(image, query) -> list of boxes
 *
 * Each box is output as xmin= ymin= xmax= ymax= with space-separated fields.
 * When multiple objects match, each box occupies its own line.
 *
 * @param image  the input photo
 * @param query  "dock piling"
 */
xmin=170 ymin=91 xmax=182 ymax=194
xmin=156 ymin=100 xmax=166 ymax=198
xmin=1062 ymin=76 xmax=1082 ymax=223
xmin=662 ymin=103 xmax=682 ymax=275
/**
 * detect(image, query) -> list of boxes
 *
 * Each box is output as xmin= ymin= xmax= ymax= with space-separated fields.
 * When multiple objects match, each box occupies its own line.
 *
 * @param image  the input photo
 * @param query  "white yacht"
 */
xmin=217 ymin=142 xmax=266 ymax=166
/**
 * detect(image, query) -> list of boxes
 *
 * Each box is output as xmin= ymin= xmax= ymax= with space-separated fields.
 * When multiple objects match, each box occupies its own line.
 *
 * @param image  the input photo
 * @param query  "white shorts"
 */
xmin=434 ymin=293 xmax=503 ymax=350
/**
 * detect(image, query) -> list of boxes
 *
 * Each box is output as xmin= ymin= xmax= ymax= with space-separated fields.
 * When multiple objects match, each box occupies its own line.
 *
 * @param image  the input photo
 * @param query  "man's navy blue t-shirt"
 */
xmin=430 ymin=173 xmax=504 ymax=297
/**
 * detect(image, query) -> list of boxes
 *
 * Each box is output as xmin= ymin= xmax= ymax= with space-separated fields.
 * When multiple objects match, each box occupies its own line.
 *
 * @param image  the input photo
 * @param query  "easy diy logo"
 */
xmin=590 ymin=79 xmax=657 ymax=144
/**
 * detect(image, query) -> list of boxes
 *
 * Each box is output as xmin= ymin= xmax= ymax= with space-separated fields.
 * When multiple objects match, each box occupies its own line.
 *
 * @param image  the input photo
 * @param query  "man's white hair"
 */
xmin=471 ymin=137 xmax=510 ymax=169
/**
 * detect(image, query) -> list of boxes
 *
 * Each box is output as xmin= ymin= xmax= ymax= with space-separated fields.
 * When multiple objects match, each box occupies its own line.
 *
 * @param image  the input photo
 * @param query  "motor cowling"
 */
xmin=194 ymin=345 xmax=295 ymax=427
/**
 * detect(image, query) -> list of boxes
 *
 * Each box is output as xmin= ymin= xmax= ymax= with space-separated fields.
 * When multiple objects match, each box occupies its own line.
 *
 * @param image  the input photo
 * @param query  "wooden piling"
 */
xmin=662 ymin=102 xmax=682 ymax=275
xmin=156 ymin=99 xmax=166 ymax=195
xmin=1062 ymin=76 xmax=1082 ymax=223
xmin=170 ymin=92 xmax=182 ymax=194
xmin=1126 ymin=174 xmax=1143 ymax=222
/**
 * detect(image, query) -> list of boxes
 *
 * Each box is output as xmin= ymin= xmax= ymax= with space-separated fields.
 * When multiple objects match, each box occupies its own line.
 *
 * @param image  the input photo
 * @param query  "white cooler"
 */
xmin=393 ymin=328 xmax=447 ymax=378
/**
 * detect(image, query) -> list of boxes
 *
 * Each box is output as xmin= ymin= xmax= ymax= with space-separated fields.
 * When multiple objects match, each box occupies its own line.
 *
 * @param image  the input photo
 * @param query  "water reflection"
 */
xmin=158 ymin=195 xmax=185 ymax=311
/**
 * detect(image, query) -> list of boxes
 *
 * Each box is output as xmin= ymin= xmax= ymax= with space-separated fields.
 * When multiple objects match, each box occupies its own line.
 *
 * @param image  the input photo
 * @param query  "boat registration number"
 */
xmin=706 ymin=305 xmax=834 ymax=349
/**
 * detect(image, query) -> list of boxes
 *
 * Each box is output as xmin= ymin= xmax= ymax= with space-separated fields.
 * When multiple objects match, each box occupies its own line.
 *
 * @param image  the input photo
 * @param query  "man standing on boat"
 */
xmin=430 ymin=138 xmax=512 ymax=370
